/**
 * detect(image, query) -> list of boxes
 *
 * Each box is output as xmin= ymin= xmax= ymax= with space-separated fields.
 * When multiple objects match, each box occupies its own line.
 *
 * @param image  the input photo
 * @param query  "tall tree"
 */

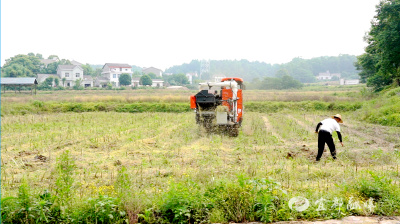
xmin=48 ymin=55 xmax=59 ymax=60
xmin=81 ymin=63 xmax=95 ymax=77
xmin=275 ymin=68 xmax=289 ymax=78
xmin=140 ymin=74 xmax=152 ymax=86
xmin=54 ymin=77 xmax=60 ymax=87
xmin=147 ymin=72 xmax=158 ymax=79
xmin=133 ymin=71 xmax=141 ymax=77
xmin=1 ymin=54 xmax=42 ymax=77
xmin=356 ymin=0 xmax=400 ymax=90
xmin=44 ymin=77 xmax=54 ymax=87
xmin=119 ymin=73 xmax=132 ymax=86
xmin=41 ymin=59 xmax=72 ymax=74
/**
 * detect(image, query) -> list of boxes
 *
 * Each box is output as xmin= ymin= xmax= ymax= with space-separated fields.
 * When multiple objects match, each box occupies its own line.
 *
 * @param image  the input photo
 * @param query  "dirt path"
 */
xmin=262 ymin=116 xmax=286 ymax=143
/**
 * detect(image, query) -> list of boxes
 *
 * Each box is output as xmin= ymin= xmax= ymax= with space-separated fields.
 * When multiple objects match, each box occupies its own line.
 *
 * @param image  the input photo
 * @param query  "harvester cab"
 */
xmin=190 ymin=77 xmax=245 ymax=137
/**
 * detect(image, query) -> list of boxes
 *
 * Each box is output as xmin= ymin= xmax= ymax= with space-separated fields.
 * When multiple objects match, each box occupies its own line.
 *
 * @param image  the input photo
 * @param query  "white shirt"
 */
xmin=320 ymin=118 xmax=340 ymax=134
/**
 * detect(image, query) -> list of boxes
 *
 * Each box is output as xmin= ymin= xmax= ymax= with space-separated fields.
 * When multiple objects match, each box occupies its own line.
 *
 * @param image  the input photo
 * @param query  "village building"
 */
xmin=340 ymin=79 xmax=360 ymax=85
xmin=1 ymin=77 xmax=38 ymax=95
xmin=132 ymin=78 xmax=164 ymax=87
xmin=82 ymin=75 xmax=93 ymax=87
xmin=94 ymin=77 xmax=109 ymax=88
xmin=36 ymin=64 xmax=92 ymax=87
xmin=142 ymin=67 xmax=163 ymax=77
xmin=317 ymin=71 xmax=341 ymax=80
xmin=100 ymin=63 xmax=133 ymax=87
xmin=56 ymin=65 xmax=85 ymax=87
xmin=186 ymin=72 xmax=198 ymax=84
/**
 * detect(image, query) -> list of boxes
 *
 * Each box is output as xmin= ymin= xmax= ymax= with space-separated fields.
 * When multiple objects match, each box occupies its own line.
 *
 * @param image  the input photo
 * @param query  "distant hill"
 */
xmin=165 ymin=55 xmax=359 ymax=83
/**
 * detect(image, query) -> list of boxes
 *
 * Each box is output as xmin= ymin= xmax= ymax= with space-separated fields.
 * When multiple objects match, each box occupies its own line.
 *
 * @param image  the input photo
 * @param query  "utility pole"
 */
xmin=200 ymin=60 xmax=210 ymax=80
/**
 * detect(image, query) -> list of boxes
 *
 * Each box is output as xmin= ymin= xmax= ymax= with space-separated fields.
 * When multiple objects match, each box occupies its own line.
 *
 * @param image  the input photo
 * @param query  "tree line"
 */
xmin=165 ymin=55 xmax=359 ymax=84
xmin=2 ymin=53 xmax=360 ymax=90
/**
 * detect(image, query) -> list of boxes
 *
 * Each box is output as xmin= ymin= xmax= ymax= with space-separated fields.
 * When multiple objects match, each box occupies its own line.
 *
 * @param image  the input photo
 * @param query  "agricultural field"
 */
xmin=1 ymin=84 xmax=368 ymax=104
xmin=2 ymin=87 xmax=400 ymax=224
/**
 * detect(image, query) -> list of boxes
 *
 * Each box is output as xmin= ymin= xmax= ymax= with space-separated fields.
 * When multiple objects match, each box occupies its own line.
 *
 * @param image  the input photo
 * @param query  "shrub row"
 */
xmin=1 ymin=101 xmax=363 ymax=116
xmin=3 ymin=172 xmax=400 ymax=223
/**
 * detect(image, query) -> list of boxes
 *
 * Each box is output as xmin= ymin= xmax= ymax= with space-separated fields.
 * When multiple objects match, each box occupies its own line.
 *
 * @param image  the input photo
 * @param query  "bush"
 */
xmin=54 ymin=86 xmax=65 ymax=90
xmin=159 ymin=182 xmax=207 ymax=224
xmin=70 ymin=196 xmax=126 ymax=224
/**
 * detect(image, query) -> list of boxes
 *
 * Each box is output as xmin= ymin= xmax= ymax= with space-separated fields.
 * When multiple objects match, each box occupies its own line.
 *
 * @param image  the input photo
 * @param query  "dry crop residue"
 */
xmin=262 ymin=116 xmax=286 ymax=143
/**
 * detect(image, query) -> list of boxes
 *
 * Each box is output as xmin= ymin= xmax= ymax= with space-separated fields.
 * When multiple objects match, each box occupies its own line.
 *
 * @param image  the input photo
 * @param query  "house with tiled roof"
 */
xmin=101 ymin=63 xmax=133 ymax=87
xmin=142 ymin=67 xmax=163 ymax=77
xmin=56 ymin=64 xmax=84 ymax=87
xmin=94 ymin=77 xmax=109 ymax=88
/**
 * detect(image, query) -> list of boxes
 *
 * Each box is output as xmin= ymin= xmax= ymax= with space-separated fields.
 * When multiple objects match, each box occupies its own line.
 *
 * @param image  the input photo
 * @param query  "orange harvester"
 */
xmin=190 ymin=77 xmax=245 ymax=137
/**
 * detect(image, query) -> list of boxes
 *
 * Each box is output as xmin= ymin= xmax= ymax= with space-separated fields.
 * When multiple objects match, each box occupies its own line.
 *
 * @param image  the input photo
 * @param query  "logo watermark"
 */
xmin=288 ymin=196 xmax=375 ymax=213
xmin=288 ymin=196 xmax=310 ymax=212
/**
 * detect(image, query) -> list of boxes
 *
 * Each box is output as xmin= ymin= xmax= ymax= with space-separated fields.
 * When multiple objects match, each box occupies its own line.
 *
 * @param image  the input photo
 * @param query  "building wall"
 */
xmin=340 ymin=79 xmax=360 ymax=85
xmin=345 ymin=80 xmax=360 ymax=85
xmin=143 ymin=68 xmax=162 ymax=77
xmin=317 ymin=76 xmax=331 ymax=80
xmin=131 ymin=79 xmax=164 ymax=87
xmin=102 ymin=66 xmax=133 ymax=87
xmin=82 ymin=80 xmax=93 ymax=87
xmin=151 ymin=81 xmax=164 ymax=87
xmin=57 ymin=67 xmax=84 ymax=87
xmin=103 ymin=64 xmax=110 ymax=73
xmin=186 ymin=74 xmax=193 ymax=84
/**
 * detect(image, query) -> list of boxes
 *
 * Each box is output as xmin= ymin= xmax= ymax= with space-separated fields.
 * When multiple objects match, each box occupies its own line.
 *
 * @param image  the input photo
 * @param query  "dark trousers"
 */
xmin=317 ymin=131 xmax=337 ymax=161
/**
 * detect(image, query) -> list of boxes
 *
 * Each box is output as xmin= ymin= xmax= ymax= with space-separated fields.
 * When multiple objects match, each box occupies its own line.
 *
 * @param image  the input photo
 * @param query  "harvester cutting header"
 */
xmin=190 ymin=78 xmax=245 ymax=137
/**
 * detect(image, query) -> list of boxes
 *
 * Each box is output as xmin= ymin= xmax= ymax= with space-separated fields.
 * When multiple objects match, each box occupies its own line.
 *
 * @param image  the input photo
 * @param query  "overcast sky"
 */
xmin=1 ymin=0 xmax=379 ymax=70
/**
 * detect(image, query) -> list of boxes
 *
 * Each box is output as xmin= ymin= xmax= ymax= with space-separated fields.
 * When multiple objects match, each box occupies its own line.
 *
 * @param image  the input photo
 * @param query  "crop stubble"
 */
xmin=1 ymin=111 xmax=400 ymax=201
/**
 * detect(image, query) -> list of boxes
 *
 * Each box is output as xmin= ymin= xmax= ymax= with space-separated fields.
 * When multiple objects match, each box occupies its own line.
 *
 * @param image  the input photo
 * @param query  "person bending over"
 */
xmin=315 ymin=114 xmax=344 ymax=161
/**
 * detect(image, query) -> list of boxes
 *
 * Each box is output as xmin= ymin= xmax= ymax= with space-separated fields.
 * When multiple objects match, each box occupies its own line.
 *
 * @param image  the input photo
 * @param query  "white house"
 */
xmin=317 ymin=71 xmax=341 ymax=80
xmin=142 ymin=67 xmax=163 ymax=77
xmin=56 ymin=65 xmax=84 ymax=87
xmin=340 ymin=79 xmax=360 ymax=85
xmin=101 ymin=63 xmax=133 ymax=87
xmin=82 ymin=75 xmax=93 ymax=87
xmin=186 ymin=72 xmax=198 ymax=84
